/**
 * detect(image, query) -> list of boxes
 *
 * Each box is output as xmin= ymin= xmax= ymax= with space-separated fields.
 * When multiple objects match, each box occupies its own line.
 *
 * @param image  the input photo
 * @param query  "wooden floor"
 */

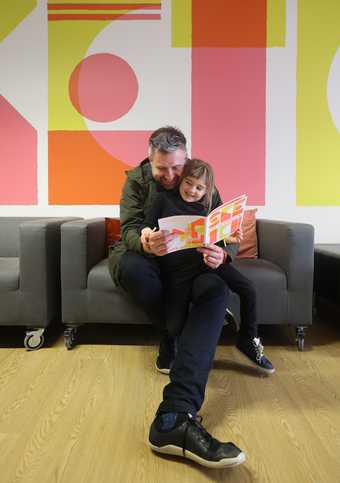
xmin=1 ymin=315 xmax=340 ymax=483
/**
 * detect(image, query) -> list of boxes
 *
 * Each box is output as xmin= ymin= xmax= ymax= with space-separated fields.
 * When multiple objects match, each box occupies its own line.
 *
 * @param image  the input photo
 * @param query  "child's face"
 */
xmin=179 ymin=175 xmax=207 ymax=203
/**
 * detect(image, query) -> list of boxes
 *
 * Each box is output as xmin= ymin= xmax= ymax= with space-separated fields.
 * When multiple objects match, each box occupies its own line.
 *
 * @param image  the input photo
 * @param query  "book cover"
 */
xmin=158 ymin=194 xmax=247 ymax=253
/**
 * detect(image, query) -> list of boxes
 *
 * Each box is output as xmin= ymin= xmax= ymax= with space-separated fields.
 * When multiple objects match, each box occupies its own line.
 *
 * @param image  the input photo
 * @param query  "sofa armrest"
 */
xmin=61 ymin=218 xmax=106 ymax=290
xmin=256 ymin=219 xmax=314 ymax=291
xmin=19 ymin=217 xmax=81 ymax=322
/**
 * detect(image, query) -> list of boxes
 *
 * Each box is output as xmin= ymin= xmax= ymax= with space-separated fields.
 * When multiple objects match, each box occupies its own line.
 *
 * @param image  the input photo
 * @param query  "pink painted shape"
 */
xmin=0 ymin=96 xmax=37 ymax=204
xmin=192 ymin=48 xmax=266 ymax=205
xmin=69 ymin=53 xmax=139 ymax=122
xmin=90 ymin=130 xmax=152 ymax=167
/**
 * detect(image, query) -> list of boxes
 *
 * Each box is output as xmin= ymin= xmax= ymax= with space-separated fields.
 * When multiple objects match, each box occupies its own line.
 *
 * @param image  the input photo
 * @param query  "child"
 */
xmin=142 ymin=158 xmax=274 ymax=375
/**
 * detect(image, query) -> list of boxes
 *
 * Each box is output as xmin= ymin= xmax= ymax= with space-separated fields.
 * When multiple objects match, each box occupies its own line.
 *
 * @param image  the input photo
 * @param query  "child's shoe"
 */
xmin=236 ymin=337 xmax=275 ymax=375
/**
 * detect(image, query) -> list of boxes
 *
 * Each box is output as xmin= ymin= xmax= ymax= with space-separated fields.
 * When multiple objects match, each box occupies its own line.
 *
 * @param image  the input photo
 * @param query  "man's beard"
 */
xmin=160 ymin=177 xmax=178 ymax=189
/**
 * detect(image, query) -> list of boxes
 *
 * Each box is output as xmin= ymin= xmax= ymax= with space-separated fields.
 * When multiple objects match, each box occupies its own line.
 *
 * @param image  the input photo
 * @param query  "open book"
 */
xmin=158 ymin=194 xmax=247 ymax=253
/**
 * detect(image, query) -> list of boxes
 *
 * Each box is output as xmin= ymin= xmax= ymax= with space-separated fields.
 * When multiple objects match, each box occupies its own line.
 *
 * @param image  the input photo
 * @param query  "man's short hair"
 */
xmin=148 ymin=126 xmax=187 ymax=158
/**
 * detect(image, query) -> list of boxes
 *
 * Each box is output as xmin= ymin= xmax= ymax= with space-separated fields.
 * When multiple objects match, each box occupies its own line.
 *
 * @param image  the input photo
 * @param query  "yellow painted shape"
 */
xmin=0 ymin=0 xmax=37 ymax=42
xmin=267 ymin=0 xmax=286 ymax=47
xmin=171 ymin=0 xmax=191 ymax=47
xmin=297 ymin=0 xmax=340 ymax=205
xmin=48 ymin=21 xmax=109 ymax=130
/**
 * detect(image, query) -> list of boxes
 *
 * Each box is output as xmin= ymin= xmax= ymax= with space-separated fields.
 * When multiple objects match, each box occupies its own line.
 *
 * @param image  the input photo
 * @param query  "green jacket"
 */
xmin=108 ymin=158 xmax=239 ymax=285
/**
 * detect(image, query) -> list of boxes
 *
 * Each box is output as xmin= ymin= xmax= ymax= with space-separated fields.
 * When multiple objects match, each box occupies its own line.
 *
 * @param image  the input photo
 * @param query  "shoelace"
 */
xmin=182 ymin=414 xmax=212 ymax=457
xmin=252 ymin=337 xmax=264 ymax=363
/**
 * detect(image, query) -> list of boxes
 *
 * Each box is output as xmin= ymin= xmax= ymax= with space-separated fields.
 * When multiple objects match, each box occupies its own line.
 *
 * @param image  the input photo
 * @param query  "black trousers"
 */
xmin=166 ymin=262 xmax=257 ymax=340
xmin=119 ymin=251 xmax=228 ymax=416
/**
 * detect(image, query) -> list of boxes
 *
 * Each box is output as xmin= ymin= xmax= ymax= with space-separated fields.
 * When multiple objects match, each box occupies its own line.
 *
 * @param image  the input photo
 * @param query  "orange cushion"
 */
xmin=105 ymin=218 xmax=121 ymax=249
xmin=236 ymin=209 xmax=258 ymax=259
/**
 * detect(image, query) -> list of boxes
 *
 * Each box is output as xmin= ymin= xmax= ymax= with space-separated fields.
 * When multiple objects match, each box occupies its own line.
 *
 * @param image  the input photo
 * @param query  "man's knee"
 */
xmin=119 ymin=252 xmax=162 ymax=297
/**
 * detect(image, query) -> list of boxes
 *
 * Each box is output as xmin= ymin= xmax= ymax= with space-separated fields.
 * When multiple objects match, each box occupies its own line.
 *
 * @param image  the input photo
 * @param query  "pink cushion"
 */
xmin=236 ymin=209 xmax=258 ymax=259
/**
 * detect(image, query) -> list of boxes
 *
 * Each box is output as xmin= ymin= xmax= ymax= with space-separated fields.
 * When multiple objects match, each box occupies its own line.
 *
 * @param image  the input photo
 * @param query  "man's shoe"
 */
xmin=155 ymin=355 xmax=173 ymax=375
xmin=156 ymin=335 xmax=176 ymax=374
xmin=236 ymin=337 xmax=275 ymax=375
xmin=149 ymin=413 xmax=246 ymax=468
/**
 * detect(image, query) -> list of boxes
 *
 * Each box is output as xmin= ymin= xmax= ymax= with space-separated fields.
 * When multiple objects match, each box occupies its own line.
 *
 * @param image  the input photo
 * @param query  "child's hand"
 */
xmin=197 ymin=244 xmax=225 ymax=269
xmin=225 ymin=227 xmax=243 ymax=244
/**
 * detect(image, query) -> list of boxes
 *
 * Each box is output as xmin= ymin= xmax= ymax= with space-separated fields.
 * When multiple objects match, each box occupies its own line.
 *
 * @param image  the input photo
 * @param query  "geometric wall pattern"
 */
xmin=2 ymin=0 xmax=340 ymax=208
xmin=0 ymin=96 xmax=37 ymax=204
xmin=296 ymin=0 xmax=340 ymax=205
xmin=48 ymin=0 xmax=284 ymax=205
xmin=48 ymin=0 xmax=161 ymax=204
xmin=0 ymin=1 xmax=38 ymax=204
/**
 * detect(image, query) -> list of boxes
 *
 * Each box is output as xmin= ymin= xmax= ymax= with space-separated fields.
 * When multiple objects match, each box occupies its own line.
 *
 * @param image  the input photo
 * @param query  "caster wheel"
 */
xmin=64 ymin=328 xmax=77 ymax=350
xmin=297 ymin=336 xmax=304 ymax=351
xmin=24 ymin=333 xmax=44 ymax=350
xmin=295 ymin=326 xmax=305 ymax=352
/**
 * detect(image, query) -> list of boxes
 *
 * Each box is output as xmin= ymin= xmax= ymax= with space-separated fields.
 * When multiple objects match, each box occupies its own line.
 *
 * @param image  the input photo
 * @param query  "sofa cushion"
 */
xmin=236 ymin=209 xmax=258 ymax=259
xmin=233 ymin=258 xmax=288 ymax=324
xmin=88 ymin=258 xmax=115 ymax=292
xmin=0 ymin=257 xmax=20 ymax=291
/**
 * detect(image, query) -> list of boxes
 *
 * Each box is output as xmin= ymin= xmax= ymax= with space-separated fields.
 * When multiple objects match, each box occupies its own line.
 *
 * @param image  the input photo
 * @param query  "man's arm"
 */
xmin=120 ymin=178 xmax=146 ymax=253
xmin=142 ymin=193 xmax=163 ymax=231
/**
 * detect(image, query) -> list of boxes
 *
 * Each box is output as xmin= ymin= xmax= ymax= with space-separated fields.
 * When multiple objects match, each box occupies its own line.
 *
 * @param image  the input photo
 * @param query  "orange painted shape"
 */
xmin=208 ymin=212 xmax=220 ymax=228
xmin=209 ymin=229 xmax=218 ymax=244
xmin=190 ymin=217 xmax=205 ymax=238
xmin=48 ymin=131 xmax=130 ymax=204
xmin=232 ymin=207 xmax=244 ymax=217
xmin=220 ymin=211 xmax=232 ymax=222
xmin=192 ymin=0 xmax=266 ymax=47
xmin=231 ymin=219 xmax=239 ymax=233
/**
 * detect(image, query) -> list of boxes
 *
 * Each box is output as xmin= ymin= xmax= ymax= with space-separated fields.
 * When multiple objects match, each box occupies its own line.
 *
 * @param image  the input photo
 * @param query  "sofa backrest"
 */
xmin=0 ymin=217 xmax=46 ymax=257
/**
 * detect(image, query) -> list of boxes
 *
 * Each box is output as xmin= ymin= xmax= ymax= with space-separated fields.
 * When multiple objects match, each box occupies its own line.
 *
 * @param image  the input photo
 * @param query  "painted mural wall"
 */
xmin=0 ymin=0 xmax=339 ymax=241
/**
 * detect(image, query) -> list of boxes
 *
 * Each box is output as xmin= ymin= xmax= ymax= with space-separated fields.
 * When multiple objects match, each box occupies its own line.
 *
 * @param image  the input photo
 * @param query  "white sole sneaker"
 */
xmin=150 ymin=443 xmax=246 ymax=468
xmin=155 ymin=362 xmax=170 ymax=375
xmin=236 ymin=347 xmax=276 ymax=375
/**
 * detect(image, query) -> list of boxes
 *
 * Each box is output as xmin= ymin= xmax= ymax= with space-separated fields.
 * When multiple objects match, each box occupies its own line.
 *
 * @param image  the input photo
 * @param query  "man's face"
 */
xmin=150 ymin=149 xmax=187 ymax=190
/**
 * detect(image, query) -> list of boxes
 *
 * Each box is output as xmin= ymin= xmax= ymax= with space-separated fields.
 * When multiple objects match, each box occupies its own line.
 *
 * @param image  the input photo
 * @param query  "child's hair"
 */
xmin=180 ymin=158 xmax=215 ymax=212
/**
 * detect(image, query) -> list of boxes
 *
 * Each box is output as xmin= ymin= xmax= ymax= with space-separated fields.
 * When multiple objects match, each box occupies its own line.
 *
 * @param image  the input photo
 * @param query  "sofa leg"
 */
xmin=64 ymin=327 xmax=78 ymax=350
xmin=24 ymin=328 xmax=45 ymax=351
xmin=296 ymin=326 xmax=306 ymax=351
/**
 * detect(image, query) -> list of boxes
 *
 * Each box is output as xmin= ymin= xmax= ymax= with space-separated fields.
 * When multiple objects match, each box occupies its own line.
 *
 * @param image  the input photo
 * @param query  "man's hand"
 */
xmin=141 ymin=227 xmax=154 ymax=250
xmin=141 ymin=228 xmax=175 ymax=256
xmin=197 ymin=244 xmax=225 ymax=269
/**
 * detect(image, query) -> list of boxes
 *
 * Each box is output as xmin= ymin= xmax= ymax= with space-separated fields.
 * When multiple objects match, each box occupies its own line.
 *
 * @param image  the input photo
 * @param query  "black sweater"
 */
xmin=143 ymin=189 xmax=225 ymax=282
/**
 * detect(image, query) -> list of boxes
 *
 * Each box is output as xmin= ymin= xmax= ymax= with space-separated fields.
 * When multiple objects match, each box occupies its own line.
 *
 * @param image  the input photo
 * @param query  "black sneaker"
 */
xmin=155 ymin=355 xmax=173 ymax=375
xmin=149 ymin=413 xmax=246 ymax=468
xmin=156 ymin=335 xmax=176 ymax=375
xmin=236 ymin=337 xmax=275 ymax=375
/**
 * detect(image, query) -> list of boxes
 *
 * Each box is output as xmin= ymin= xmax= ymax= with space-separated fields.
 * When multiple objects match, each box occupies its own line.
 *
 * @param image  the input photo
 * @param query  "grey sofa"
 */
xmin=61 ymin=218 xmax=314 ymax=351
xmin=0 ymin=217 xmax=79 ymax=349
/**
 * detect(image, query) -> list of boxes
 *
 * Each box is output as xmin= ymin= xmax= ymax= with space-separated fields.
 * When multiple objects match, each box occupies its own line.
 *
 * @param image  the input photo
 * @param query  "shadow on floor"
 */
xmin=0 ymin=309 xmax=338 ymax=351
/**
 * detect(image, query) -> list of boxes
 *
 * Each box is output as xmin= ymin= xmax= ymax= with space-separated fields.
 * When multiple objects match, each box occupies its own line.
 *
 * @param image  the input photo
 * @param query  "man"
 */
xmin=108 ymin=126 xmax=245 ymax=468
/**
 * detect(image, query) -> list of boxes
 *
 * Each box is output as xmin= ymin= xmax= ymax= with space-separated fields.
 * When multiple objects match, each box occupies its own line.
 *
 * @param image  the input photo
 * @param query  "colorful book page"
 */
xmin=158 ymin=214 xmax=205 ymax=253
